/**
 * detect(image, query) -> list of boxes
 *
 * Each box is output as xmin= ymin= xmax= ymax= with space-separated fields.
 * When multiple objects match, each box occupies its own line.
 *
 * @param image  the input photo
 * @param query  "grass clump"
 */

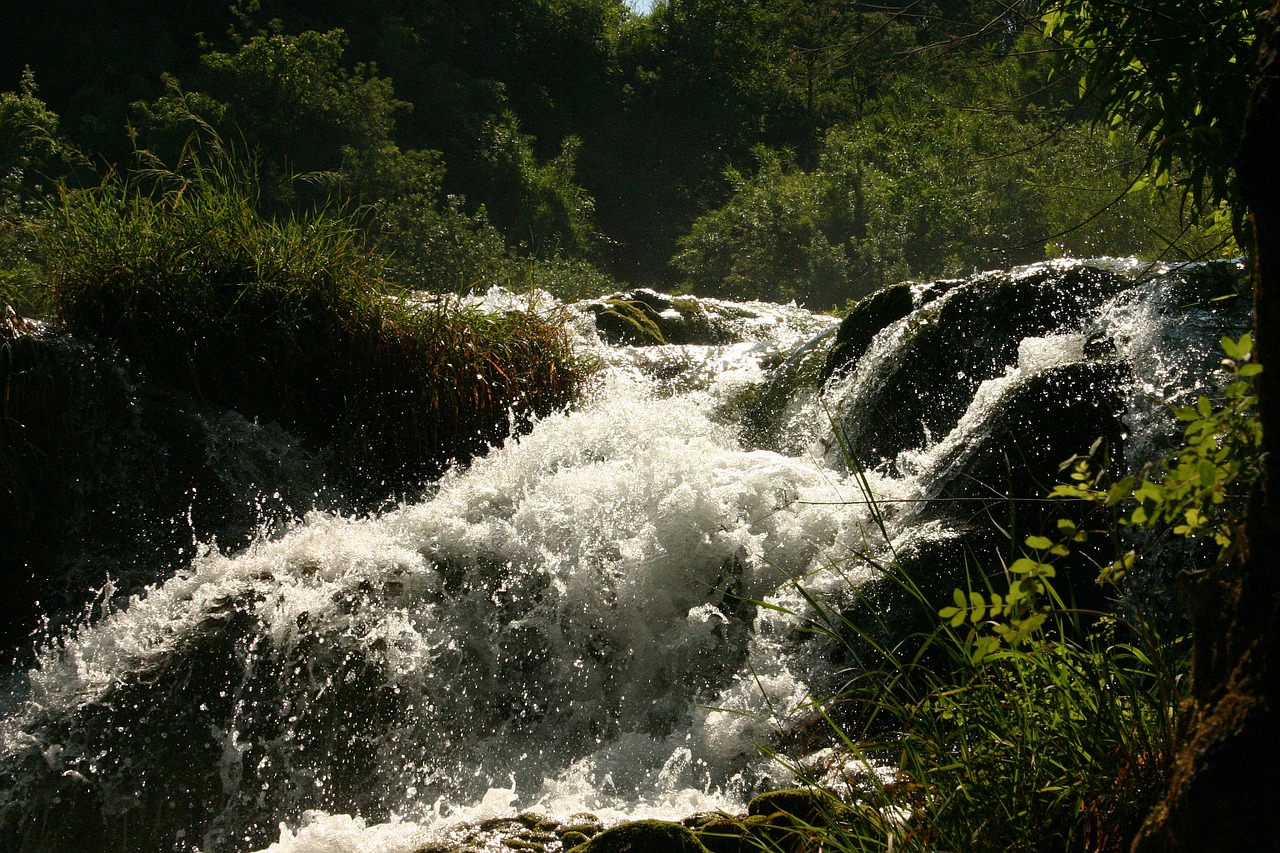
xmin=31 ymin=145 xmax=589 ymax=497
xmin=765 ymin=567 xmax=1181 ymax=853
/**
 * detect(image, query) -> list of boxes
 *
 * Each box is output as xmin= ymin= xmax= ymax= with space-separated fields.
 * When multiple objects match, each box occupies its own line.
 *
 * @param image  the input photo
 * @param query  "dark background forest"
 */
xmin=0 ymin=0 xmax=1238 ymax=311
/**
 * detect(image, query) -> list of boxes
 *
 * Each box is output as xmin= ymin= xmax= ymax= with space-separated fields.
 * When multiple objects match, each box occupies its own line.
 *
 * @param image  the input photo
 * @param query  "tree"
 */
xmin=132 ymin=28 xmax=411 ymax=210
xmin=1043 ymin=0 xmax=1259 ymax=222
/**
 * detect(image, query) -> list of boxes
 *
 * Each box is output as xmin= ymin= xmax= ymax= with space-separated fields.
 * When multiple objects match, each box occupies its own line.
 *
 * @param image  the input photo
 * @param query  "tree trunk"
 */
xmin=1131 ymin=4 xmax=1280 ymax=850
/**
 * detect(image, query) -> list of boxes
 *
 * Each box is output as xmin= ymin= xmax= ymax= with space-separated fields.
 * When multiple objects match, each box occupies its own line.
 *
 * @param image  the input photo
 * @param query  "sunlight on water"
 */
xmin=0 ymin=260 xmax=1250 ymax=852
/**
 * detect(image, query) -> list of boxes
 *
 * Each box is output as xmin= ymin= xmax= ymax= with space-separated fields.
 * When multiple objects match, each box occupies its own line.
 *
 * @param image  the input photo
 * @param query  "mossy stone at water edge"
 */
xmin=747 ymin=787 xmax=853 ymax=822
xmin=822 ymin=280 xmax=916 ymax=382
xmin=565 ymin=820 xmax=710 ymax=852
xmin=594 ymin=296 xmax=668 ymax=345
xmin=588 ymin=289 xmax=747 ymax=347
xmin=687 ymin=790 xmax=885 ymax=853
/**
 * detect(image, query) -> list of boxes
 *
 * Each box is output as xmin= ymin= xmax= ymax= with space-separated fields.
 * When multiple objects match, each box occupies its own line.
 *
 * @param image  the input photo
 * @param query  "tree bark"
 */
xmin=1132 ymin=4 xmax=1280 ymax=850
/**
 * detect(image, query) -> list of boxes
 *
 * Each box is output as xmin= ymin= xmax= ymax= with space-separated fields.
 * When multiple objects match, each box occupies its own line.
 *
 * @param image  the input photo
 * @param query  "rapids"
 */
xmin=0 ymin=259 xmax=1251 ymax=852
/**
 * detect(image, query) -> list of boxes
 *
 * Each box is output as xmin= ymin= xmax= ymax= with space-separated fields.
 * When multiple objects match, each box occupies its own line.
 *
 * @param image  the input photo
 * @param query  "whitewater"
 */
xmin=0 ymin=259 xmax=1249 ymax=852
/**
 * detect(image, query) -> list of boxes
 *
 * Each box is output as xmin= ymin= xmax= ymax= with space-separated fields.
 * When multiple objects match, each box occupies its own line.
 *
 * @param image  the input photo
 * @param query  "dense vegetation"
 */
xmin=0 ymin=0 xmax=1240 ymax=310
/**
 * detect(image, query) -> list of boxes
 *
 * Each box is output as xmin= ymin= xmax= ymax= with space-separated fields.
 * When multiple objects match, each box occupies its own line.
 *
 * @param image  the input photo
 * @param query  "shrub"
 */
xmin=33 ymin=143 xmax=589 ymax=497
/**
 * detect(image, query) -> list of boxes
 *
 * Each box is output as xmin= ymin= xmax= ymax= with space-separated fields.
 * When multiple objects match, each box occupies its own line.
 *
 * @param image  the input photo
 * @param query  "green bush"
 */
xmin=32 ymin=143 xmax=589 ymax=495
xmin=673 ymin=51 xmax=1239 ymax=309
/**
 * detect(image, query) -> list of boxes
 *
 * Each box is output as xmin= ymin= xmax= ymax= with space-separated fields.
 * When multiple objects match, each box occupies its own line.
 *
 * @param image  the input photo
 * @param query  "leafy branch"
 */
xmin=943 ymin=334 xmax=1263 ymax=660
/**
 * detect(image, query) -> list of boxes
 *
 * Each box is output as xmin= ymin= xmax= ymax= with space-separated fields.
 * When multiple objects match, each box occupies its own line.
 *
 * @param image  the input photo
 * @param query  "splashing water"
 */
xmin=0 ymin=260 xmax=1250 ymax=852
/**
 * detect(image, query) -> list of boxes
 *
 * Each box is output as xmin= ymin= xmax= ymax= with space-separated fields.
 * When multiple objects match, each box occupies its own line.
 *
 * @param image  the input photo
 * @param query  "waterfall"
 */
xmin=0 ymin=259 xmax=1250 ymax=852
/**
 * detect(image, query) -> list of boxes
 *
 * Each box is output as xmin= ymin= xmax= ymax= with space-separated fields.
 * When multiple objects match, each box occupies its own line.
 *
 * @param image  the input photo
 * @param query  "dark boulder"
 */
xmin=827 ymin=265 xmax=1130 ymax=471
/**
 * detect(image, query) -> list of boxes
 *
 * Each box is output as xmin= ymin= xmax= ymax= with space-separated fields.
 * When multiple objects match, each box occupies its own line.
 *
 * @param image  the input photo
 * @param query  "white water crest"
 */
xmin=0 ymin=260 xmax=1250 ymax=852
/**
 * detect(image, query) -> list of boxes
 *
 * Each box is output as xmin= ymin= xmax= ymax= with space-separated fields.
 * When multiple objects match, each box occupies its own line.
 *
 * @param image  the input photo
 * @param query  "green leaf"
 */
xmin=1221 ymin=333 xmax=1251 ymax=360
xmin=971 ymin=635 xmax=1001 ymax=664
xmin=1010 ymin=557 xmax=1041 ymax=575
xmin=1024 ymin=535 xmax=1054 ymax=550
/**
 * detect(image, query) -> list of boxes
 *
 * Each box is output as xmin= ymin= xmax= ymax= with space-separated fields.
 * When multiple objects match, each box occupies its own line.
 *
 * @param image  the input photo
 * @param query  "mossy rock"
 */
xmin=565 ymin=819 xmax=711 ymax=853
xmin=691 ymin=815 xmax=769 ymax=853
xmin=588 ymin=290 xmax=745 ymax=346
xmin=822 ymin=281 xmax=916 ymax=382
xmin=593 ymin=296 xmax=668 ymax=345
xmin=558 ymin=831 xmax=594 ymax=848
xmin=689 ymin=792 xmax=885 ymax=853
xmin=748 ymin=788 xmax=853 ymax=823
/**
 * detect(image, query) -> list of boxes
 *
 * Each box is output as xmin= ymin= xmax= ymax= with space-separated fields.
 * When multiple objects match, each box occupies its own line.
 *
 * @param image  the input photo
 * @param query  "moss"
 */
xmin=558 ymin=831 xmax=592 ymax=848
xmin=565 ymin=820 xmax=710 ymax=853
xmin=691 ymin=816 xmax=756 ymax=853
xmin=594 ymin=296 xmax=667 ymax=345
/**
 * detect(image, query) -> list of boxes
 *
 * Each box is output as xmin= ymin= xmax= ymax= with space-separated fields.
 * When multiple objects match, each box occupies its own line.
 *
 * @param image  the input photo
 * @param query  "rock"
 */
xmin=822 ymin=280 xmax=916 ymax=382
xmin=691 ymin=815 xmax=770 ymax=853
xmin=586 ymin=290 xmax=753 ymax=347
xmin=748 ymin=788 xmax=856 ymax=823
xmin=592 ymin=296 xmax=669 ymax=345
xmin=827 ymin=264 xmax=1131 ymax=470
xmin=565 ymin=819 xmax=711 ymax=853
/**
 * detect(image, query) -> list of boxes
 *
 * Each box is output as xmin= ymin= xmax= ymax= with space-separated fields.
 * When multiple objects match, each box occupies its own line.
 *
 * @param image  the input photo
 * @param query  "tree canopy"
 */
xmin=0 ymin=0 xmax=1250 ymax=302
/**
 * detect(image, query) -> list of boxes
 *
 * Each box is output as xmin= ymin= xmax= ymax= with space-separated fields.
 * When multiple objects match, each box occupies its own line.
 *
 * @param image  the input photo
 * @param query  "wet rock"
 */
xmin=748 ymin=787 xmax=854 ymax=822
xmin=682 ymin=790 xmax=884 ymax=853
xmin=565 ymin=819 xmax=710 ymax=852
xmin=918 ymin=361 xmax=1127 ymax=513
xmin=0 ymin=324 xmax=332 ymax=653
xmin=828 ymin=264 xmax=1131 ymax=470
xmin=592 ymin=295 xmax=669 ymax=345
xmin=822 ymin=280 xmax=915 ymax=382
xmin=586 ymin=290 xmax=750 ymax=347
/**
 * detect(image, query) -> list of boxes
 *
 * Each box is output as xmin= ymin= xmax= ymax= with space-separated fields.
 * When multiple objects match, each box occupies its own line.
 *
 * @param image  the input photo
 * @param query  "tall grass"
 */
xmin=32 ymin=142 xmax=589 ymax=497
xmin=751 ymin=558 xmax=1183 ymax=853
xmin=736 ymin=422 xmax=1191 ymax=853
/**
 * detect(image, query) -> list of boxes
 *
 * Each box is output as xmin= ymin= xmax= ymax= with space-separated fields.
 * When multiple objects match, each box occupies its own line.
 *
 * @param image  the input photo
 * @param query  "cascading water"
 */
xmin=0 ymin=259 xmax=1251 ymax=852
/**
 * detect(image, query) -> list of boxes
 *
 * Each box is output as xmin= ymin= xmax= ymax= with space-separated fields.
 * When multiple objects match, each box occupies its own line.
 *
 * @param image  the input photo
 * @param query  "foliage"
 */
xmin=0 ymin=70 xmax=75 ymax=312
xmin=762 ymin=555 xmax=1182 ymax=852
xmin=0 ymin=69 xmax=64 ymax=180
xmin=1042 ymin=0 xmax=1264 ymax=224
xmin=673 ymin=53 xmax=1233 ymax=308
xmin=132 ymin=28 xmax=411 ymax=211
xmin=673 ymin=145 xmax=855 ymax=306
xmin=475 ymin=111 xmax=601 ymax=259
xmin=5 ymin=0 xmax=1235 ymax=287
xmin=945 ymin=335 xmax=1262 ymax=659
xmin=31 ymin=140 xmax=589 ymax=495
